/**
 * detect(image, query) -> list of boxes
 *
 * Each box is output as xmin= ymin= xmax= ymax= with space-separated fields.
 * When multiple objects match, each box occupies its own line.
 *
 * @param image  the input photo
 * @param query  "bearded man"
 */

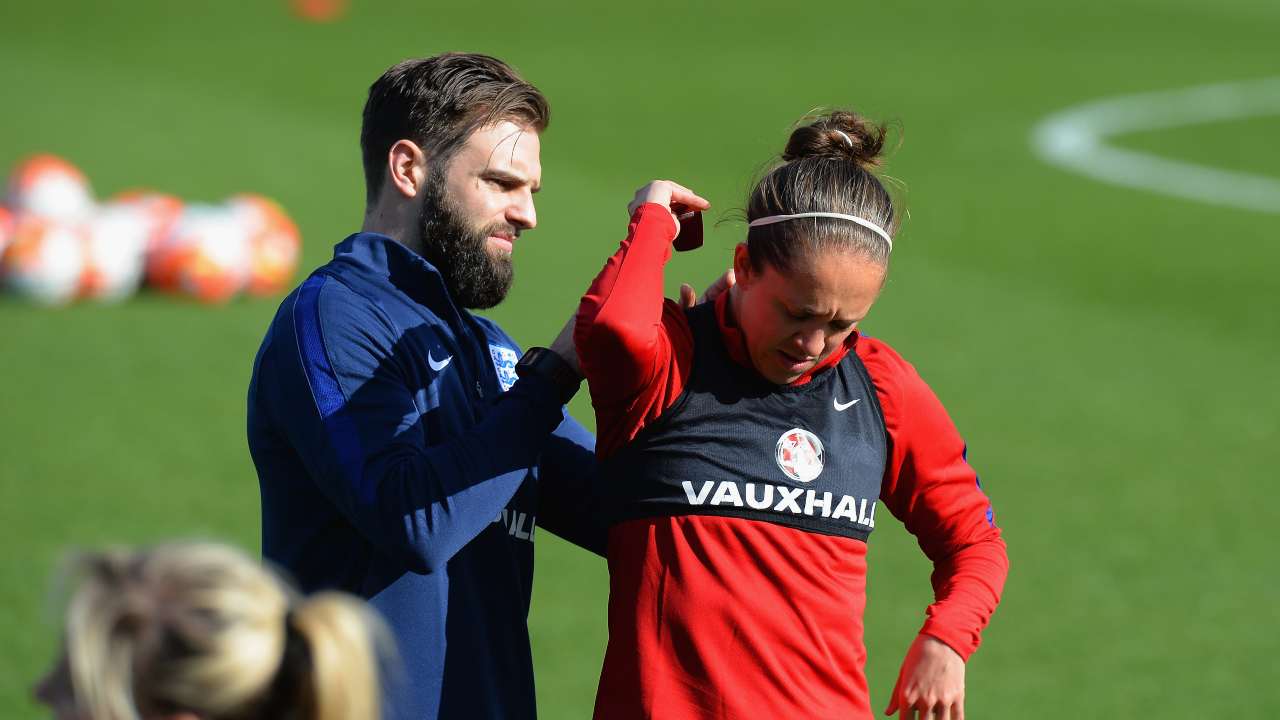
xmin=247 ymin=53 xmax=600 ymax=720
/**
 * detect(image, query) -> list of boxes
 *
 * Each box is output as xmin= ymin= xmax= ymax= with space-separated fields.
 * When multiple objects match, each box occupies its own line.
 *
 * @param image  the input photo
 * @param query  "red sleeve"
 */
xmin=857 ymin=336 xmax=1009 ymax=661
xmin=575 ymin=203 xmax=695 ymax=459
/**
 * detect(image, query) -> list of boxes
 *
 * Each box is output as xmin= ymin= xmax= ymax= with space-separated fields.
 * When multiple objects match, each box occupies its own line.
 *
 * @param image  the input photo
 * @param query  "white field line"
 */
xmin=1032 ymin=77 xmax=1280 ymax=214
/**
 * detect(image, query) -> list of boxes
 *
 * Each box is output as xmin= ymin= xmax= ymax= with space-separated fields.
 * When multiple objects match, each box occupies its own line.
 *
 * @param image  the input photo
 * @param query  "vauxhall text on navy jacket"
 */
xmin=247 ymin=232 xmax=601 ymax=720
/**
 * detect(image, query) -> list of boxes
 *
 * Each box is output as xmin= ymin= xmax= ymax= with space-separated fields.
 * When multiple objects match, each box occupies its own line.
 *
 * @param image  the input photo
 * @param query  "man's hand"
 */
xmin=678 ymin=269 xmax=736 ymax=308
xmin=885 ymin=635 xmax=966 ymax=720
xmin=628 ymin=180 xmax=710 ymax=238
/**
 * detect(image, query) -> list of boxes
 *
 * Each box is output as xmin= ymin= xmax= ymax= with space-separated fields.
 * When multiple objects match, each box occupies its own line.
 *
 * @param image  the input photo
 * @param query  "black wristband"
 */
xmin=514 ymin=347 xmax=582 ymax=405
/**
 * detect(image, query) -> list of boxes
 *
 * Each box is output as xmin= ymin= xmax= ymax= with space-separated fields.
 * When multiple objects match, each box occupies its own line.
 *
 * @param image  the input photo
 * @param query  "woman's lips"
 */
xmin=775 ymin=349 xmax=814 ymax=374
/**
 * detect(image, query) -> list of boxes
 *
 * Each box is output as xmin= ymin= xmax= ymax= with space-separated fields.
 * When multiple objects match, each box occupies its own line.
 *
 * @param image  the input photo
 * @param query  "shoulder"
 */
xmin=661 ymin=298 xmax=694 ymax=332
xmin=853 ymin=333 xmax=949 ymax=425
xmin=854 ymin=333 xmax=916 ymax=394
xmin=662 ymin=298 xmax=696 ymax=371
xmin=276 ymin=271 xmax=407 ymax=374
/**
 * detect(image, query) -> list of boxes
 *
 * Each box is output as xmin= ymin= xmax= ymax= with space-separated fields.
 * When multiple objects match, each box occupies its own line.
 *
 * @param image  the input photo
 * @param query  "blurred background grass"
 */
xmin=2 ymin=0 xmax=1278 ymax=716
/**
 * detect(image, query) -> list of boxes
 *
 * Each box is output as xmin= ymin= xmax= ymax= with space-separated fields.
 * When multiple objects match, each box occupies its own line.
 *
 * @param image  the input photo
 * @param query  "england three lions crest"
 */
xmin=775 ymin=427 xmax=825 ymax=483
xmin=489 ymin=344 xmax=519 ymax=392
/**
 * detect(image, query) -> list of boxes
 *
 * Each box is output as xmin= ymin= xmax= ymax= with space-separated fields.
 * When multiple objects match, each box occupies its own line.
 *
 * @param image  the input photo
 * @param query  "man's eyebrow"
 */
xmin=482 ymin=169 xmax=540 ymax=192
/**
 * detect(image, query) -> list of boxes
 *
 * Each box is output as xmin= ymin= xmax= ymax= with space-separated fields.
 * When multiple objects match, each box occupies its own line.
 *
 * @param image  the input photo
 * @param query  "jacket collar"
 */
xmin=329 ymin=232 xmax=466 ymax=322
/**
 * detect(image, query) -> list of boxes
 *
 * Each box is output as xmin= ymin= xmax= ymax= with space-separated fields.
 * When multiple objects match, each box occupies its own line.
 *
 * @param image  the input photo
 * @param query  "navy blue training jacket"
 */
xmin=247 ymin=232 xmax=601 ymax=720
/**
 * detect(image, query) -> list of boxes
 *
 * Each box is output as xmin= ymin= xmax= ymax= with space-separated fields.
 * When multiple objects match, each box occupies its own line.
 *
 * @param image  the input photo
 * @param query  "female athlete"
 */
xmin=575 ymin=111 xmax=1009 ymax=720
xmin=34 ymin=542 xmax=388 ymax=720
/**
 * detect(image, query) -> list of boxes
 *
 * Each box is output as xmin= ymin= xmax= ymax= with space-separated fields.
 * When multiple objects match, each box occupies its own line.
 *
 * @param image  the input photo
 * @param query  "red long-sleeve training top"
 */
xmin=575 ymin=203 xmax=1009 ymax=720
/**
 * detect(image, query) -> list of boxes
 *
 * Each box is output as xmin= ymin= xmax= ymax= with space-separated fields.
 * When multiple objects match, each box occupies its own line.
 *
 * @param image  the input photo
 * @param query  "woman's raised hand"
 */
xmin=628 ymin=180 xmax=711 ymax=235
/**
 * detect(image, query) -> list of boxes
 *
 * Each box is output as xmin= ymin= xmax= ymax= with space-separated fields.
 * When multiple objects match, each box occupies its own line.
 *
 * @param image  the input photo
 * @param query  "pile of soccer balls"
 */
xmin=0 ymin=154 xmax=301 ymax=305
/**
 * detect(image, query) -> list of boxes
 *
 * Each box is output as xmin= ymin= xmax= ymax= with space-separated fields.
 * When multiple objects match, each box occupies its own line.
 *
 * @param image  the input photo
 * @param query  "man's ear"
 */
xmin=732 ymin=243 xmax=753 ymax=289
xmin=387 ymin=139 xmax=427 ymax=199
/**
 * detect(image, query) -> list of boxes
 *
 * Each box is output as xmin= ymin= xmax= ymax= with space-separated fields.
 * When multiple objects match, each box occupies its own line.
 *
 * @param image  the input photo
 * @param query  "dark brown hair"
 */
xmin=745 ymin=110 xmax=898 ymax=271
xmin=360 ymin=53 xmax=550 ymax=203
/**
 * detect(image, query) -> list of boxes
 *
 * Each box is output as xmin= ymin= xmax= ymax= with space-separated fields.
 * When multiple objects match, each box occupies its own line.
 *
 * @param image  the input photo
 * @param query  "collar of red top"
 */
xmin=711 ymin=289 xmax=855 ymax=387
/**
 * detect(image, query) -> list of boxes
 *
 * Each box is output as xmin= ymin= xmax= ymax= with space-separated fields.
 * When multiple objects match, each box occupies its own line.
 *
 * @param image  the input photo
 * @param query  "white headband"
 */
xmin=748 ymin=212 xmax=893 ymax=252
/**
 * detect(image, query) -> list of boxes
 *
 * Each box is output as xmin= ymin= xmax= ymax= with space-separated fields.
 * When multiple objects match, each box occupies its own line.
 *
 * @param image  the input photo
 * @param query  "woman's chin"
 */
xmin=754 ymin=358 xmax=807 ymax=385
xmin=771 ymin=351 xmax=815 ymax=381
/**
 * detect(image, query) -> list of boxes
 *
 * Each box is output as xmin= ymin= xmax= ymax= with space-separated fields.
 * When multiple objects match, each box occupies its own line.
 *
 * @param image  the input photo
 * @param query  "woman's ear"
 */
xmin=732 ymin=243 xmax=753 ymax=289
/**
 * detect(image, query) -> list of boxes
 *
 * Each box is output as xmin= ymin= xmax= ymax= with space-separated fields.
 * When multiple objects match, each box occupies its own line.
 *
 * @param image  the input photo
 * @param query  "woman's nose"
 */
xmin=792 ymin=328 xmax=825 ymax=358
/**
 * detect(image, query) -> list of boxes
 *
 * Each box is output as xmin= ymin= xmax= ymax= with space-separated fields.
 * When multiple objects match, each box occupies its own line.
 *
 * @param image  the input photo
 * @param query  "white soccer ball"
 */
xmin=2 ymin=216 xmax=86 ymax=305
xmin=5 ymin=154 xmax=95 ymax=221
xmin=112 ymin=190 xmax=184 ymax=253
xmin=79 ymin=202 xmax=152 ymax=301
xmin=105 ymin=191 xmax=185 ymax=292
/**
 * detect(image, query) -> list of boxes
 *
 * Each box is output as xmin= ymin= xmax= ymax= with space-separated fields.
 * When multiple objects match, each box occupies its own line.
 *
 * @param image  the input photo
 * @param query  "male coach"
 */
xmin=247 ymin=53 xmax=600 ymax=720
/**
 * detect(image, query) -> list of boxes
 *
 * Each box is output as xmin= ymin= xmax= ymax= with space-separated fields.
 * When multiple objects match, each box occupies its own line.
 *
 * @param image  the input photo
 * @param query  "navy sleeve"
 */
xmin=473 ymin=317 xmax=607 ymax=556
xmin=262 ymin=274 xmax=566 ymax=573
xmin=536 ymin=415 xmax=607 ymax=556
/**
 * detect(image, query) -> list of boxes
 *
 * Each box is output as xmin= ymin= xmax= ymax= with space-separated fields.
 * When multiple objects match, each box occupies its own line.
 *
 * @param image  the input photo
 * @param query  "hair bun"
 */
xmin=782 ymin=110 xmax=886 ymax=169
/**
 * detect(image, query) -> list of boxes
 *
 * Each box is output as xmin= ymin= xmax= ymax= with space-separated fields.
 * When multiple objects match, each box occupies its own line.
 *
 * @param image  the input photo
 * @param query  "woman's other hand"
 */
xmin=678 ymin=269 xmax=736 ymax=308
xmin=885 ymin=635 xmax=966 ymax=720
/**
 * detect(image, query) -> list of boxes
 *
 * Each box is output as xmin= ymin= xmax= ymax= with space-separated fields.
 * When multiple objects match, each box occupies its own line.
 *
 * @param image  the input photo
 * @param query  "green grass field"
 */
xmin=3 ymin=0 xmax=1278 ymax=717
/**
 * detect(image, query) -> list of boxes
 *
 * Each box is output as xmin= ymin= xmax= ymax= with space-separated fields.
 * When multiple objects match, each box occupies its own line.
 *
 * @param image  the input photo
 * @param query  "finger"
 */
xmin=679 ymin=283 xmax=696 ymax=308
xmin=952 ymin=700 xmax=964 ymax=720
xmin=665 ymin=182 xmax=711 ymax=210
xmin=885 ymin=670 xmax=905 ymax=716
xmin=671 ymin=193 xmax=711 ymax=211
xmin=936 ymin=702 xmax=951 ymax=720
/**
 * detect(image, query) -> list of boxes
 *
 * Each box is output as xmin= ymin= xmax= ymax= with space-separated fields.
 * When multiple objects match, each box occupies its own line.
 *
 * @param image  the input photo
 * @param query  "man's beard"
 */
xmin=416 ymin=178 xmax=515 ymax=310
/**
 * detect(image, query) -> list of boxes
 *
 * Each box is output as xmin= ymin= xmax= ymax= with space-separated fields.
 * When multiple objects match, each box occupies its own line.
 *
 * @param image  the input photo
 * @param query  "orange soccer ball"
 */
xmin=229 ymin=193 xmax=301 ymax=297
xmin=290 ymin=0 xmax=349 ymax=22
xmin=5 ymin=154 xmax=95 ymax=221
xmin=165 ymin=204 xmax=252 ymax=304
xmin=0 ymin=205 xmax=14 ymax=259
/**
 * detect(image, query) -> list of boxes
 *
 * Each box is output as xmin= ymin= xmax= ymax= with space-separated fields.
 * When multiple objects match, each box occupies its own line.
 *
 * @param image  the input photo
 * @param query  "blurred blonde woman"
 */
xmin=34 ymin=542 xmax=388 ymax=720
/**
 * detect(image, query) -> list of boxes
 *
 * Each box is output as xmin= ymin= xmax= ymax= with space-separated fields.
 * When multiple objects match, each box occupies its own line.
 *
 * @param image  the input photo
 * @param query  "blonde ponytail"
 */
xmin=51 ymin=542 xmax=387 ymax=720
xmin=290 ymin=592 xmax=386 ymax=720
xmin=62 ymin=550 xmax=151 ymax=720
